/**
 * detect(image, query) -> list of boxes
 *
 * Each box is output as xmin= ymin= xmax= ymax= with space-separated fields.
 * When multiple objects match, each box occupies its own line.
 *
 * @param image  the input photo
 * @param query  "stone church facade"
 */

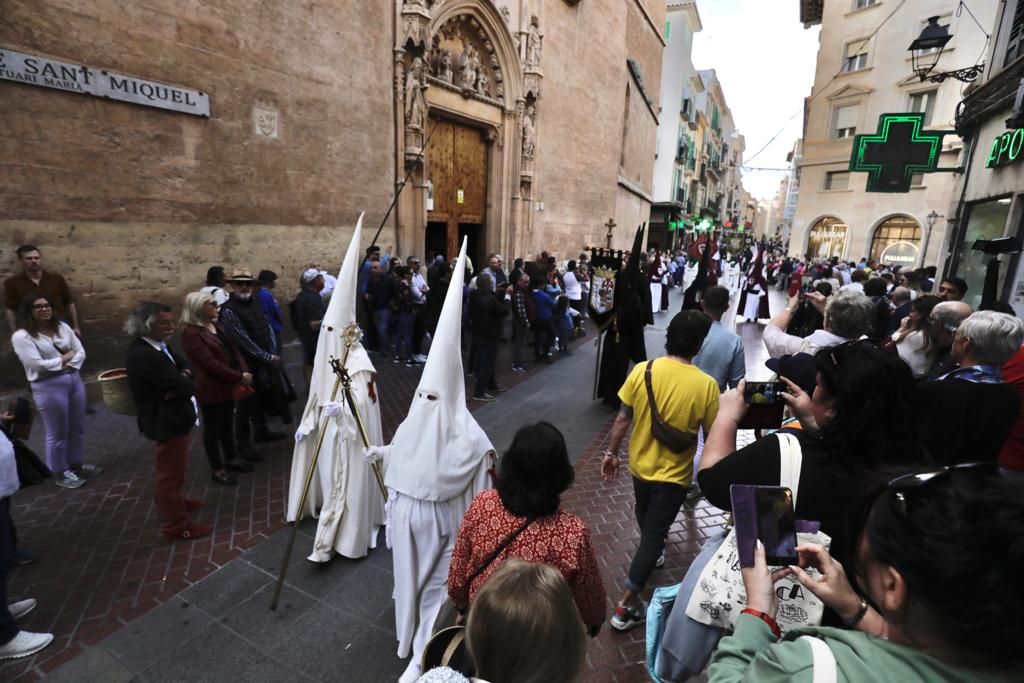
xmin=1 ymin=0 xmax=664 ymax=381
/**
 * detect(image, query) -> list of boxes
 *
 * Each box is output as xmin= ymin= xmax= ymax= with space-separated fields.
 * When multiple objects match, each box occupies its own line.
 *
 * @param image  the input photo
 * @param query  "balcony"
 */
xmin=676 ymin=144 xmax=688 ymax=162
xmin=704 ymin=197 xmax=721 ymax=215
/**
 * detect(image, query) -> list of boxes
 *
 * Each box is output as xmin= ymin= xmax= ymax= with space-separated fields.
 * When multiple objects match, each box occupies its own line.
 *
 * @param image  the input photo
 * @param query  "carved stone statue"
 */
xmin=459 ymin=45 xmax=479 ymax=89
xmin=405 ymin=57 xmax=427 ymax=131
xmin=476 ymin=70 xmax=489 ymax=96
xmin=500 ymin=6 xmax=511 ymax=26
xmin=522 ymin=104 xmax=536 ymax=159
xmin=439 ymin=51 xmax=454 ymax=84
xmin=525 ymin=15 xmax=543 ymax=68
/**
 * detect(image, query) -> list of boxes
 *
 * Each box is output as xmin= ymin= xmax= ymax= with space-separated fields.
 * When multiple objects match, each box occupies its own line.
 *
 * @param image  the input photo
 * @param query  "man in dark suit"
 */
xmin=124 ymin=302 xmax=210 ymax=541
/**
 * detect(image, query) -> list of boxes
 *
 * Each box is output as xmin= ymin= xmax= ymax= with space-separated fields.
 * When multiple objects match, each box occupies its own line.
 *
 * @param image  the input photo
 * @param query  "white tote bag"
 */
xmin=684 ymin=433 xmax=831 ymax=633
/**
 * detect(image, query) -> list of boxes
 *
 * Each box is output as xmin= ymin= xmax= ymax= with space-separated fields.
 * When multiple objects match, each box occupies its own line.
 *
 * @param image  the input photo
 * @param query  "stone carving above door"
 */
xmin=427 ymin=14 xmax=504 ymax=102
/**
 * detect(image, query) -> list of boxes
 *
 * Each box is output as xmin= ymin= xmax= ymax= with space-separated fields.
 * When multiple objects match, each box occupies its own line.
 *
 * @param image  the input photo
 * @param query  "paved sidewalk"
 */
xmin=2 ymin=312 xmax=600 ymax=681
xmin=16 ymin=278 xmax=782 ymax=681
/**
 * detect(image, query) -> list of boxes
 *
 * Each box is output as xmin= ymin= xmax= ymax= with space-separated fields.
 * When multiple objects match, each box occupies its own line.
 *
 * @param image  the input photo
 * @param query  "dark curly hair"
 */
xmin=813 ymin=341 xmax=926 ymax=470
xmin=496 ymin=422 xmax=575 ymax=519
xmin=861 ymin=467 xmax=1023 ymax=664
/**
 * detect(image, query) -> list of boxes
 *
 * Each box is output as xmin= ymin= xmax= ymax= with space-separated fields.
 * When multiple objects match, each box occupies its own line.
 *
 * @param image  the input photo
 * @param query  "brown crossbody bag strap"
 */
xmin=644 ymin=360 xmax=694 ymax=454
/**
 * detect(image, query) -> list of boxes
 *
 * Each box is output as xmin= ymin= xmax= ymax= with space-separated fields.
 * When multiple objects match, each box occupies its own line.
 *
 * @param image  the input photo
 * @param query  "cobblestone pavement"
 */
xmin=6 ymin=278 xmax=781 ymax=681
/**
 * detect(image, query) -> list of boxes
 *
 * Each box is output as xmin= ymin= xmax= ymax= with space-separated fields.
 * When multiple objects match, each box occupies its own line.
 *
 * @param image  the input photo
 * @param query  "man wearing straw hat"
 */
xmin=219 ymin=268 xmax=288 ymax=451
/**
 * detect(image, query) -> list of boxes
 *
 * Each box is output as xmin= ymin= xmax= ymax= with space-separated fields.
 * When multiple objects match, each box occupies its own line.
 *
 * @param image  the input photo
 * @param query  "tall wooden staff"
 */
xmin=269 ymin=324 xmax=384 ymax=610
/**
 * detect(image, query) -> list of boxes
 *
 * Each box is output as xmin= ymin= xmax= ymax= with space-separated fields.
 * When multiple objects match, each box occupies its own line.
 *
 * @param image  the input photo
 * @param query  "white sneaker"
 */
xmin=55 ymin=470 xmax=85 ymax=489
xmin=413 ymin=354 xmax=428 ymax=363
xmin=0 ymin=631 xmax=54 ymax=660
xmin=8 ymin=599 xmax=36 ymax=620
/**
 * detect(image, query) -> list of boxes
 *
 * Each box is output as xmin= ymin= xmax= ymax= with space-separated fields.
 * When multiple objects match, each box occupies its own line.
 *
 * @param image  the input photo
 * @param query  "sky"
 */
xmin=690 ymin=0 xmax=821 ymax=201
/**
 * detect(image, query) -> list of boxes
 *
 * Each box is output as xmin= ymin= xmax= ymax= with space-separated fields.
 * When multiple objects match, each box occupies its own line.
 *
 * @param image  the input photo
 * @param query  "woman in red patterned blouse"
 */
xmin=447 ymin=422 xmax=607 ymax=635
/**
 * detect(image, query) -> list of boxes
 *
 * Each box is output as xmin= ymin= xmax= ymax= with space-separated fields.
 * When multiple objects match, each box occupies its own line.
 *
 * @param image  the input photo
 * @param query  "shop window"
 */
xmin=869 ymin=215 xmax=921 ymax=266
xmin=824 ymin=171 xmax=850 ymax=191
xmin=807 ymin=216 xmax=849 ymax=259
xmin=909 ymin=90 xmax=937 ymax=126
xmin=833 ymin=104 xmax=859 ymax=139
xmin=843 ymin=40 xmax=870 ymax=73
xmin=953 ymin=199 xmax=1012 ymax=310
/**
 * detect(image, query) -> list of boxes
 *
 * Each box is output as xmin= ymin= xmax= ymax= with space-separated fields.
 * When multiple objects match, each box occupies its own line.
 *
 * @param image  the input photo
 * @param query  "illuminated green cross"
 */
xmin=849 ymin=113 xmax=948 ymax=193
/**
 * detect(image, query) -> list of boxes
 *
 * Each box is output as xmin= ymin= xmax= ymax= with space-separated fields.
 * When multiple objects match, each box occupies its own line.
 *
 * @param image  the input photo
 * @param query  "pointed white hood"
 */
xmin=384 ymin=238 xmax=495 ymax=501
xmin=305 ymin=213 xmax=375 ymax=412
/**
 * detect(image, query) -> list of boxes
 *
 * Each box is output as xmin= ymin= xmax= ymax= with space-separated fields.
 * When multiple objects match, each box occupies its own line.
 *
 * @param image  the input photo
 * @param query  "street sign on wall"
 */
xmin=0 ymin=47 xmax=210 ymax=117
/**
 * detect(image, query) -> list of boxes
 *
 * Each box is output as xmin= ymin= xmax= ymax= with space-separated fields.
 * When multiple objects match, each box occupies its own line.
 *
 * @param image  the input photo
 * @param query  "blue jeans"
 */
xmin=373 ymin=309 xmax=392 ymax=355
xmin=394 ymin=312 xmax=415 ymax=359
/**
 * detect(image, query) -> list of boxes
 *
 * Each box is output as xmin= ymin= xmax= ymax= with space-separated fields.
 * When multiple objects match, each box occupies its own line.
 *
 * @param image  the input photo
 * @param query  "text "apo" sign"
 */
xmin=0 ymin=48 xmax=210 ymax=117
xmin=987 ymin=128 xmax=1024 ymax=169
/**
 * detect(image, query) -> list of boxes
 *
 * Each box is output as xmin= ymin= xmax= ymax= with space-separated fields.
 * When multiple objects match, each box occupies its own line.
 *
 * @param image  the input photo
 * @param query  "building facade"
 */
xmin=1 ymin=0 xmax=666 ymax=383
xmin=792 ymin=0 xmax=996 ymax=269
xmin=649 ymin=0 xmax=703 ymax=252
xmin=946 ymin=0 xmax=1024 ymax=314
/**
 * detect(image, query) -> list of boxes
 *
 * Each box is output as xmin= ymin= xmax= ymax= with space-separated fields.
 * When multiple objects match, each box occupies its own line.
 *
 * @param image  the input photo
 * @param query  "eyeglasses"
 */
xmin=888 ymin=462 xmax=998 ymax=515
xmin=32 ymin=304 xmax=52 ymax=310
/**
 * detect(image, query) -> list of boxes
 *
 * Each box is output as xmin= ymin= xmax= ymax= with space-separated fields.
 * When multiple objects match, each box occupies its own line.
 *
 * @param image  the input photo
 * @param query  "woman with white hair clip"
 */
xmin=418 ymin=558 xmax=587 ymax=683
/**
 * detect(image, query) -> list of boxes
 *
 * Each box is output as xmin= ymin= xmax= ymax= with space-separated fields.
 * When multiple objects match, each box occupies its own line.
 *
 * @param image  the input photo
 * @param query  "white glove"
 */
xmin=322 ymin=401 xmax=342 ymax=418
xmin=363 ymin=445 xmax=388 ymax=463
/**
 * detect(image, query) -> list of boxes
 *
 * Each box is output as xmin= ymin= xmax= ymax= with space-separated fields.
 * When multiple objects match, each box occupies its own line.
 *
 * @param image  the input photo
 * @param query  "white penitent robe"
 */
xmin=742 ymin=284 xmax=764 ymax=322
xmin=390 ymin=462 xmax=491 ymax=683
xmin=286 ymin=367 xmax=384 ymax=562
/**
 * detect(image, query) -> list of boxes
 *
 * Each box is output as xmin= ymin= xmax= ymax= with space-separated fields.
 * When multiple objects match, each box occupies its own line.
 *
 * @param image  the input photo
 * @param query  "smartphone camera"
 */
xmin=743 ymin=381 xmax=783 ymax=405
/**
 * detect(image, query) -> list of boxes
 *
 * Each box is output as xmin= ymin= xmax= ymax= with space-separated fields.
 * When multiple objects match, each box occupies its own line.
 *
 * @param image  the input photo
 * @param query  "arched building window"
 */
xmin=806 ymin=216 xmax=848 ymax=259
xmin=869 ymin=215 xmax=921 ymax=267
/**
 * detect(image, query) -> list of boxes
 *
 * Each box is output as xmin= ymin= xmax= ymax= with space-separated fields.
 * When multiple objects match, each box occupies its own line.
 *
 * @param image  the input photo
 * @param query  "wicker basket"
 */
xmin=97 ymin=369 xmax=136 ymax=416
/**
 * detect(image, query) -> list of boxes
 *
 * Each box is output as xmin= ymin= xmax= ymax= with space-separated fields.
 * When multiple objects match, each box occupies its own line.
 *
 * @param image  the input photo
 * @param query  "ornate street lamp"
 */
xmin=920 ymin=210 xmax=940 ymax=267
xmin=909 ymin=16 xmax=983 ymax=84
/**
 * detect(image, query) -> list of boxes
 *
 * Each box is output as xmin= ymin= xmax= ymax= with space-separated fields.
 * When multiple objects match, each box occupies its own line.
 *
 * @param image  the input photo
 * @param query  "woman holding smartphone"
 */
xmin=11 ymin=293 xmax=101 ymax=489
xmin=711 ymin=465 xmax=1020 ymax=682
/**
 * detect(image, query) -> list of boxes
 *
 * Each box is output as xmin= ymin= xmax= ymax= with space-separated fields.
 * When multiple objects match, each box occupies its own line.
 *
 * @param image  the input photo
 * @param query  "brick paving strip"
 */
xmin=5 ymin=283 xmax=778 ymax=681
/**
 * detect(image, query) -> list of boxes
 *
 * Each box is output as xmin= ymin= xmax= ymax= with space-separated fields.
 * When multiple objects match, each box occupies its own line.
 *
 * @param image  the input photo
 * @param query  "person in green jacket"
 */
xmin=709 ymin=463 xmax=1020 ymax=682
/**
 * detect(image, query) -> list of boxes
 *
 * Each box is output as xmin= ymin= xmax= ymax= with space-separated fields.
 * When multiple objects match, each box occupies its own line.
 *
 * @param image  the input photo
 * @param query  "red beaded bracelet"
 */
xmin=741 ymin=608 xmax=781 ymax=639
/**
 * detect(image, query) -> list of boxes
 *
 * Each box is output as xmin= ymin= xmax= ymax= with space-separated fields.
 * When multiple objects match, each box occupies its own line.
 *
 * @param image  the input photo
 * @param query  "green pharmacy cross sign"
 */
xmin=849 ymin=113 xmax=956 ymax=193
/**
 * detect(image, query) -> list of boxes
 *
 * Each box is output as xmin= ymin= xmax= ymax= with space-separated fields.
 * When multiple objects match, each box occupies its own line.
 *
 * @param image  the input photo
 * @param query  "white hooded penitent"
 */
xmin=381 ymin=238 xmax=495 ymax=680
xmin=286 ymin=213 xmax=385 ymax=561
xmin=383 ymin=236 xmax=495 ymax=501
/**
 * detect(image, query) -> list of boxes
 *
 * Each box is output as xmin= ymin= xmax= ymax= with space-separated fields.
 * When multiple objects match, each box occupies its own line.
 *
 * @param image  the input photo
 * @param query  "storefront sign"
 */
xmin=879 ymin=241 xmax=919 ymax=266
xmin=0 ymin=47 xmax=209 ymax=117
xmin=808 ymin=229 xmax=846 ymax=240
xmin=986 ymin=128 xmax=1024 ymax=168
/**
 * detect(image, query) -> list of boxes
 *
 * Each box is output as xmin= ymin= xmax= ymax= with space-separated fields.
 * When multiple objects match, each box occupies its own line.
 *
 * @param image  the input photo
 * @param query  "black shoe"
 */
xmin=13 ymin=549 xmax=38 ymax=566
xmin=489 ymin=386 xmax=509 ymax=393
xmin=225 ymin=460 xmax=255 ymax=473
xmin=211 ymin=471 xmax=238 ymax=486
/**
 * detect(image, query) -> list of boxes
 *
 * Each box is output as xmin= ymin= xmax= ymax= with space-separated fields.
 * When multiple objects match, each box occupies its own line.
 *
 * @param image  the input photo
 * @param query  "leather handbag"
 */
xmin=644 ymin=361 xmax=694 ymax=454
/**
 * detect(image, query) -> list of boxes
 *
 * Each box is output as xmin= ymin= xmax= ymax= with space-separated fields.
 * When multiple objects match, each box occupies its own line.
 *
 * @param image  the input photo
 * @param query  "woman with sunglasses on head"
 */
xmin=710 ymin=464 xmax=1020 ymax=682
xmin=11 ymin=293 xmax=101 ymax=490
